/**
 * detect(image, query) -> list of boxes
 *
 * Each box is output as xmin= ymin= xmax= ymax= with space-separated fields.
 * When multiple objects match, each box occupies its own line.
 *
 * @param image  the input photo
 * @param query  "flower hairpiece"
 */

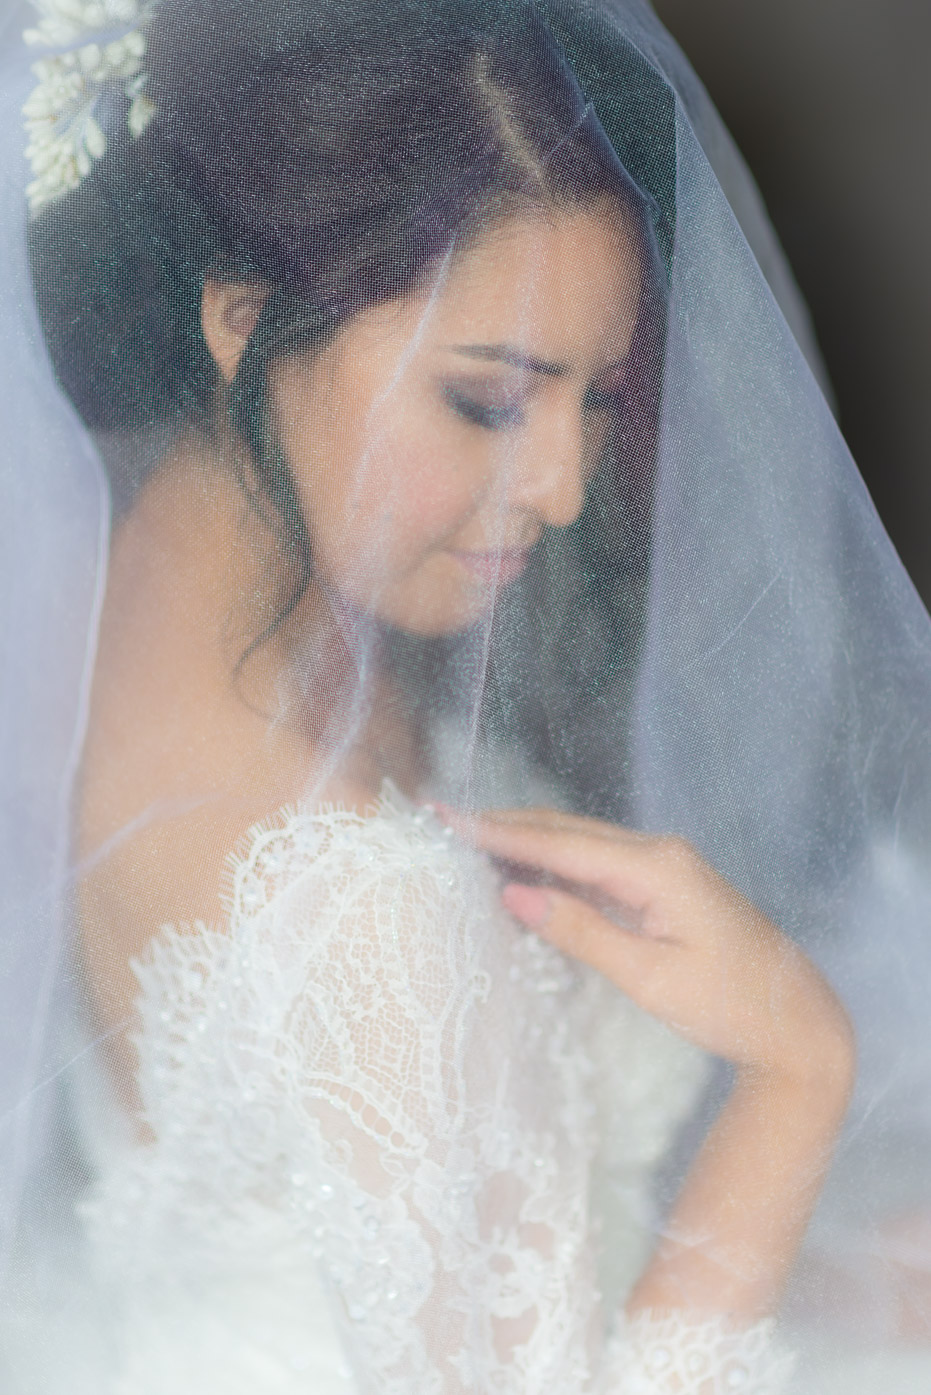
xmin=23 ymin=1 xmax=158 ymax=215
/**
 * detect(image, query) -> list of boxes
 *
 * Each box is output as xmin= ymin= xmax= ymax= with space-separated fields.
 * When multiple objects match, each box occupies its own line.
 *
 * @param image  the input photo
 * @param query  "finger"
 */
xmin=478 ymin=806 xmax=621 ymax=836
xmin=470 ymin=817 xmax=673 ymax=910
xmin=476 ymin=811 xmax=662 ymax=867
xmin=501 ymin=876 xmax=647 ymax=933
xmin=434 ymin=804 xmax=606 ymax=869
xmin=436 ymin=805 xmax=702 ymax=934
xmin=437 ymin=802 xmax=640 ymax=844
xmin=502 ymin=882 xmax=662 ymax=994
xmin=484 ymin=823 xmax=621 ymax=897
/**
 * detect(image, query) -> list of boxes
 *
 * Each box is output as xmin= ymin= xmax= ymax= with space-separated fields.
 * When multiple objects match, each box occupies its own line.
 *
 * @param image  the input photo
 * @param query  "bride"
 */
xmin=2 ymin=0 xmax=930 ymax=1390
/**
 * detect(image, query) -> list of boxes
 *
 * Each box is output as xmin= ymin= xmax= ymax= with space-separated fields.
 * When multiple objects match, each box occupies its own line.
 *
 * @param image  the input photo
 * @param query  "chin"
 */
xmin=335 ymin=559 xmax=499 ymax=638
xmin=382 ymin=603 xmax=491 ymax=639
xmin=381 ymin=555 xmax=508 ymax=637
xmin=374 ymin=588 xmax=494 ymax=639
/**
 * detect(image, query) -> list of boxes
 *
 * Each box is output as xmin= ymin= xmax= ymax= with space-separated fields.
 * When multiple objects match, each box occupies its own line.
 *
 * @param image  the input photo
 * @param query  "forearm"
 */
xmin=627 ymin=1063 xmax=853 ymax=1319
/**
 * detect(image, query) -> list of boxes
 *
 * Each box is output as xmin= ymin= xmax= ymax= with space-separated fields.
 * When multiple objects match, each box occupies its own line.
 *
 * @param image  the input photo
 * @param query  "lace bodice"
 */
xmin=75 ymin=787 xmax=794 ymax=1394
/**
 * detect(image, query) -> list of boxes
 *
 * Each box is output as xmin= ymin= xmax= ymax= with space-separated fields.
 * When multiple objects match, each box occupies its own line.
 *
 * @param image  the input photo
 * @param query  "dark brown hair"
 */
xmin=29 ymin=0 xmax=666 ymax=810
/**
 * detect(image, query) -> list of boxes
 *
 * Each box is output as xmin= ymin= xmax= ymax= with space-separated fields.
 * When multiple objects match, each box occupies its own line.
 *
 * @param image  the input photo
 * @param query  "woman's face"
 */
xmin=269 ymin=202 xmax=642 ymax=635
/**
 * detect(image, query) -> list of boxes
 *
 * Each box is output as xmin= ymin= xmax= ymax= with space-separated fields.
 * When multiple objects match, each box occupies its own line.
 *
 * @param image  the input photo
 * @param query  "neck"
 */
xmin=109 ymin=432 xmax=422 ymax=799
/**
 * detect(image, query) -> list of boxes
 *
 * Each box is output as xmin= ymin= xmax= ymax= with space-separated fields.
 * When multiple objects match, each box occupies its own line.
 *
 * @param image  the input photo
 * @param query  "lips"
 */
xmin=451 ymin=549 xmax=530 ymax=586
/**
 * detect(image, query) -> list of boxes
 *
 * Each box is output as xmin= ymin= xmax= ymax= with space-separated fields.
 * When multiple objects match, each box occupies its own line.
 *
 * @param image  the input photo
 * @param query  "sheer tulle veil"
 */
xmin=1 ymin=0 xmax=930 ymax=1385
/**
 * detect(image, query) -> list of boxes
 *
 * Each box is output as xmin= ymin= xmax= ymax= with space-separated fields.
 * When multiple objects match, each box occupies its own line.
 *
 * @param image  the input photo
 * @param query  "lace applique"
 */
xmin=80 ymin=786 xmax=794 ymax=1393
xmin=604 ymin=1312 xmax=796 ymax=1394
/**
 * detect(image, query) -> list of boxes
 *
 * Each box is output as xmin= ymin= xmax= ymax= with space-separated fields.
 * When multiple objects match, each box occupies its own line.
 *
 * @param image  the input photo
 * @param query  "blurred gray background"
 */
xmin=653 ymin=0 xmax=931 ymax=603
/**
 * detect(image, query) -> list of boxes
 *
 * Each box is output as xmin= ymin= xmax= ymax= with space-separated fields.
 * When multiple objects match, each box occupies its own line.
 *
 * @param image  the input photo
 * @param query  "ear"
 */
xmin=201 ymin=279 xmax=271 ymax=383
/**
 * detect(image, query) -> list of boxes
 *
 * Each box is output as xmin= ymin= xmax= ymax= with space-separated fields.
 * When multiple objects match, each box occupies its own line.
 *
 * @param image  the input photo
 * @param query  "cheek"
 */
xmin=287 ymin=388 xmax=486 ymax=582
xmin=377 ymin=428 xmax=482 ymax=555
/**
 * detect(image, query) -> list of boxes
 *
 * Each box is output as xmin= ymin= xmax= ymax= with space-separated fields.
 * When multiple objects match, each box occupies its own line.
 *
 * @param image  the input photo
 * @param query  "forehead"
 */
xmin=318 ymin=204 xmax=646 ymax=384
xmin=422 ymin=204 xmax=644 ymax=367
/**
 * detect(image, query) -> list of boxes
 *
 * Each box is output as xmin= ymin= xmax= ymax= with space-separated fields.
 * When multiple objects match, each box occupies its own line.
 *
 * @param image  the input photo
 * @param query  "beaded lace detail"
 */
xmin=604 ymin=1312 xmax=796 ymax=1393
xmin=80 ymin=785 xmax=794 ymax=1393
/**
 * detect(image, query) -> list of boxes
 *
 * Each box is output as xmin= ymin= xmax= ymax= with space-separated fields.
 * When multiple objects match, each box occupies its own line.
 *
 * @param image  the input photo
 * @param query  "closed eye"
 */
xmin=442 ymin=385 xmax=526 ymax=432
xmin=583 ymin=384 xmax=628 ymax=415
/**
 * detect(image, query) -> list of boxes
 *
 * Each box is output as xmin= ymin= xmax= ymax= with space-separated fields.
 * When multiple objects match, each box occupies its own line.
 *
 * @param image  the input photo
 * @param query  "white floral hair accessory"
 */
xmin=23 ymin=1 xmax=159 ymax=215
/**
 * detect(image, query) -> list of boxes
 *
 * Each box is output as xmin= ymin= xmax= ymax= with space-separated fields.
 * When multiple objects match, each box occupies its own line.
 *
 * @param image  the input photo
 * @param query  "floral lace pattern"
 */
xmin=605 ymin=1312 xmax=796 ymax=1394
xmin=79 ymin=786 xmax=794 ymax=1393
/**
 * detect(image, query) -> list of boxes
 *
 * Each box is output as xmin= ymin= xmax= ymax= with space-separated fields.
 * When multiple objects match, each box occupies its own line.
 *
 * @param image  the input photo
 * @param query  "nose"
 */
xmin=515 ymin=404 xmax=588 ymax=529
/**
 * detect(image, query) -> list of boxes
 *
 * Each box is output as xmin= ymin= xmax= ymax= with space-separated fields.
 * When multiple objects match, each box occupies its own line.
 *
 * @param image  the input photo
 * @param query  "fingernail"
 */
xmin=502 ymin=882 xmax=551 ymax=927
xmin=432 ymin=802 xmax=474 ymax=834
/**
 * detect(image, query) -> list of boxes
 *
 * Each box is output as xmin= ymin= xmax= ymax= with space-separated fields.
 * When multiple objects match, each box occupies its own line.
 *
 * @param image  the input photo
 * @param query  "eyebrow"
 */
xmin=447 ymin=344 xmax=568 ymax=378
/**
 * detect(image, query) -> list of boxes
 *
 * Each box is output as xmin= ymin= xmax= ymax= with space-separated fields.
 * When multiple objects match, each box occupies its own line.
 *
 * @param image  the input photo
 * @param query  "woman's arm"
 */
xmin=628 ymin=1065 xmax=850 ymax=1317
xmin=461 ymin=807 xmax=856 ymax=1322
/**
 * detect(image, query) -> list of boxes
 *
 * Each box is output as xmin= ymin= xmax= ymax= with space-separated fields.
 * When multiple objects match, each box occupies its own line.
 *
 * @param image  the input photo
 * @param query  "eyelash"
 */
xmin=443 ymin=386 xmax=525 ymax=431
xmin=584 ymin=386 xmax=628 ymax=416
xmin=441 ymin=384 xmax=629 ymax=433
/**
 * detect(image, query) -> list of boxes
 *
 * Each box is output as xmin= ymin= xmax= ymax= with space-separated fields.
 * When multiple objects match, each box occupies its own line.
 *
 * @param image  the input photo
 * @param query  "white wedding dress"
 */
xmin=10 ymin=784 xmax=926 ymax=1394
xmin=5 ymin=783 xmax=806 ymax=1395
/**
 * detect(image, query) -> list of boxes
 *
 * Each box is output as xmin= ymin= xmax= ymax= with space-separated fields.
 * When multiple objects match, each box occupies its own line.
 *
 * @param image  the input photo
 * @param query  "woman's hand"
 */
xmin=459 ymin=805 xmax=854 ymax=1094
xmin=449 ymin=804 xmax=856 ymax=1318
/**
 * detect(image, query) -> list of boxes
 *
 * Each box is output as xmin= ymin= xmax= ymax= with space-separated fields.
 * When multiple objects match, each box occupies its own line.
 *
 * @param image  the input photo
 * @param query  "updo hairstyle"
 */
xmin=29 ymin=0 xmax=658 ymax=625
xmin=29 ymin=0 xmax=669 ymax=812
